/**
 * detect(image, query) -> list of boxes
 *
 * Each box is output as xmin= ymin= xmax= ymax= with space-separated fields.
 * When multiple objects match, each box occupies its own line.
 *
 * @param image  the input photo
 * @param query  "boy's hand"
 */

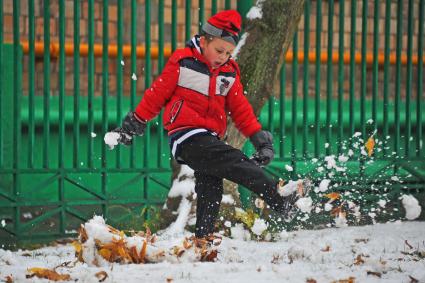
xmin=250 ymin=130 xmax=274 ymax=166
xmin=114 ymin=112 xmax=147 ymax=145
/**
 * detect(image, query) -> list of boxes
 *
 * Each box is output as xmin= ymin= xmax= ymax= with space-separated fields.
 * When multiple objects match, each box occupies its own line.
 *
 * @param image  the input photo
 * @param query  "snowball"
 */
xmin=1 ymin=219 xmax=5 ymax=227
xmin=335 ymin=214 xmax=348 ymax=227
xmin=222 ymin=194 xmax=235 ymax=205
xmin=353 ymin=132 xmax=362 ymax=138
xmin=246 ymin=6 xmax=263 ymax=19
xmin=230 ymin=223 xmax=251 ymax=241
xmin=378 ymin=199 xmax=387 ymax=208
xmin=285 ymin=164 xmax=293 ymax=172
xmin=91 ymin=132 xmax=97 ymax=138
xmin=104 ymin=131 xmax=121 ymax=149
xmin=224 ymin=221 xmax=232 ymax=228
xmin=121 ymin=60 xmax=125 ymax=66
xmin=131 ymin=73 xmax=137 ymax=80
xmin=318 ymin=179 xmax=331 ymax=192
xmin=296 ymin=197 xmax=313 ymax=213
xmin=324 ymin=203 xmax=332 ymax=211
xmin=251 ymin=218 xmax=268 ymax=236
xmin=402 ymin=195 xmax=422 ymax=220
xmin=338 ymin=155 xmax=349 ymax=162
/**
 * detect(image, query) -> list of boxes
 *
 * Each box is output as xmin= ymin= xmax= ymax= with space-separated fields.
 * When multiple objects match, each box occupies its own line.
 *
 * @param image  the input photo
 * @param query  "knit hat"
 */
xmin=202 ymin=10 xmax=241 ymax=45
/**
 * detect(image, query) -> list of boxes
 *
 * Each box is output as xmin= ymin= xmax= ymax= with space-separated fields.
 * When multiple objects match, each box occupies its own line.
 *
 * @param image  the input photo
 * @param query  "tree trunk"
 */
xmin=160 ymin=0 xmax=305 ymax=231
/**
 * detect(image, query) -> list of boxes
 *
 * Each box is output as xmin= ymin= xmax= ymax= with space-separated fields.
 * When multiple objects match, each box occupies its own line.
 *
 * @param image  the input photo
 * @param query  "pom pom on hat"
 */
xmin=202 ymin=10 xmax=241 ymax=45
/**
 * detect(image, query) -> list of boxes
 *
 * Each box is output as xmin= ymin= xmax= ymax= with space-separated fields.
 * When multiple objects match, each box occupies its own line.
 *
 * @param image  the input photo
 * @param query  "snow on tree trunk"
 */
xmin=161 ymin=0 xmax=306 ymax=231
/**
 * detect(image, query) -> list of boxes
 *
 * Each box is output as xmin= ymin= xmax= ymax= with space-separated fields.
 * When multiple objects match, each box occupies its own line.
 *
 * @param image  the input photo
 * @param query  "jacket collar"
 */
xmin=186 ymin=35 xmax=231 ymax=71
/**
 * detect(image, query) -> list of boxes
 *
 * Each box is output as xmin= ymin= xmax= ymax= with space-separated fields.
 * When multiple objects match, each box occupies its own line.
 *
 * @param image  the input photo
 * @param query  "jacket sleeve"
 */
xmin=225 ymin=75 xmax=262 ymax=138
xmin=134 ymin=51 xmax=182 ymax=121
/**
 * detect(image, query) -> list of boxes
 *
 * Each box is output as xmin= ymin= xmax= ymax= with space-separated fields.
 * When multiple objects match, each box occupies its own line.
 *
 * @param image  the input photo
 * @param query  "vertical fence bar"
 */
xmin=279 ymin=63 xmax=286 ymax=159
xmin=172 ymin=0 xmax=177 ymax=51
xmin=13 ymin=0 xmax=21 ymax=235
xmin=337 ymin=0 xmax=345 ymax=154
xmin=101 ymin=0 xmax=109 ymax=218
xmin=314 ymin=0 xmax=322 ymax=157
xmin=43 ymin=0 xmax=50 ymax=168
xmin=225 ymin=0 xmax=231 ymax=10
xmin=360 ymin=0 xmax=367 ymax=138
xmin=130 ymin=0 xmax=137 ymax=168
xmin=158 ymin=0 xmax=165 ymax=168
xmin=394 ymin=0 xmax=402 ymax=160
xmin=199 ymin=0 xmax=205 ymax=33
xmin=268 ymin=96 xmax=274 ymax=134
xmin=302 ymin=0 xmax=310 ymax=158
xmin=418 ymin=0 xmax=424 ymax=157
xmin=326 ymin=0 xmax=334 ymax=156
xmin=27 ymin=0 xmax=35 ymax=168
xmin=383 ymin=0 xmax=390 ymax=156
xmin=349 ymin=0 xmax=357 ymax=140
xmin=185 ymin=0 xmax=191 ymax=42
xmin=372 ymin=0 xmax=379 ymax=132
xmin=116 ymin=0 xmax=123 ymax=168
xmin=87 ymin=0 xmax=95 ymax=168
xmin=0 ymin=0 xmax=2 ymax=168
xmin=144 ymin=0 xmax=152 ymax=201
xmin=0 ymin=0 xmax=4 ymax=168
xmin=58 ymin=0 xmax=66 ymax=235
xmin=405 ymin=0 xmax=413 ymax=157
xmin=73 ymin=0 xmax=81 ymax=168
xmin=291 ymin=33 xmax=299 ymax=178
xmin=212 ymin=0 xmax=217 ymax=15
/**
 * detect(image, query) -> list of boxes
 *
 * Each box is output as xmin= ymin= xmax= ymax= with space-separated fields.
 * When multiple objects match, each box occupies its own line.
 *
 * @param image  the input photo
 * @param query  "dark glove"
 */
xmin=250 ymin=130 xmax=274 ymax=166
xmin=113 ymin=112 xmax=147 ymax=145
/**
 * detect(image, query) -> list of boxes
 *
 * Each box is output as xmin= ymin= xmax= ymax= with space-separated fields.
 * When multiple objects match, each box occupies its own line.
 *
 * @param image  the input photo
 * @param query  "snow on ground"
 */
xmin=1 ymin=221 xmax=424 ymax=283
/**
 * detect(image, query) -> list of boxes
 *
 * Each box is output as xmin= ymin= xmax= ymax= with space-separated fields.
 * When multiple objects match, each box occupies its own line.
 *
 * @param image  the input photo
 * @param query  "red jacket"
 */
xmin=135 ymin=37 xmax=261 ymax=138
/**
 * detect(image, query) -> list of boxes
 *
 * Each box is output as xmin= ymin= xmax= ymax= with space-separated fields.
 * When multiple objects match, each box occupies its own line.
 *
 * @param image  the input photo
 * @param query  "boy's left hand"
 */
xmin=250 ymin=130 xmax=274 ymax=166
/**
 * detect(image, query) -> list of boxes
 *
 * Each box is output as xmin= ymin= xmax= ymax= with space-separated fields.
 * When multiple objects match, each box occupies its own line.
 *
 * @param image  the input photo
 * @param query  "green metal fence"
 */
xmin=0 ymin=0 xmax=424 ymax=244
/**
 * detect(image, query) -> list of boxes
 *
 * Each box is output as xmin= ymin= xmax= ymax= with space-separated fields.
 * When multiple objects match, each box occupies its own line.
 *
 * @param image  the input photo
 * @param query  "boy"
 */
xmin=113 ymin=10 xmax=306 ymax=238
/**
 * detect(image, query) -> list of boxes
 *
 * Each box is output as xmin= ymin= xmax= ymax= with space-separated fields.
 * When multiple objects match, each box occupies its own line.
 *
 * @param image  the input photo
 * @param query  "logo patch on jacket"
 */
xmin=216 ymin=73 xmax=236 ymax=96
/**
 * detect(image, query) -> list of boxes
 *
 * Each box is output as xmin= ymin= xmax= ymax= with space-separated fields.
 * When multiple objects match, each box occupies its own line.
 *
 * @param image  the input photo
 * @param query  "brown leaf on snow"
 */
xmin=331 ymin=277 xmax=355 ymax=283
xmin=166 ymin=277 xmax=173 ymax=282
xmin=79 ymin=225 xmax=88 ymax=243
xmin=330 ymin=206 xmax=345 ymax=217
xmin=325 ymin=192 xmax=341 ymax=201
xmin=409 ymin=275 xmax=419 ymax=283
xmin=321 ymin=246 xmax=331 ymax=252
xmin=366 ymin=271 xmax=382 ymax=278
xmin=201 ymin=249 xmax=218 ymax=262
xmin=4 ymin=275 xmax=13 ymax=283
xmin=26 ymin=268 xmax=71 ymax=281
xmin=306 ymin=279 xmax=317 ymax=283
xmin=354 ymin=238 xmax=369 ymax=244
xmin=354 ymin=255 xmax=365 ymax=265
xmin=365 ymin=137 xmax=375 ymax=156
xmin=95 ymin=271 xmax=108 ymax=282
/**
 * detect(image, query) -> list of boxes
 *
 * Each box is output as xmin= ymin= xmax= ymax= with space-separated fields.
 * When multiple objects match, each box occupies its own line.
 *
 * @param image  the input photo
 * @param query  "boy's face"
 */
xmin=200 ymin=36 xmax=235 ymax=69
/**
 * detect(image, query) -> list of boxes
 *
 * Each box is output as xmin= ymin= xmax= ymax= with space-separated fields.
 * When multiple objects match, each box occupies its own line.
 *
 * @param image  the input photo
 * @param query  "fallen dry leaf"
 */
xmin=26 ymin=268 xmax=71 ymax=281
xmin=306 ymin=279 xmax=317 ymax=283
xmin=166 ymin=277 xmax=173 ymax=282
xmin=4 ymin=275 xmax=13 ymax=283
xmin=95 ymin=271 xmax=108 ymax=282
xmin=321 ymin=246 xmax=331 ymax=252
xmin=365 ymin=137 xmax=375 ymax=156
xmin=354 ymin=255 xmax=365 ymax=265
xmin=366 ymin=271 xmax=382 ymax=277
xmin=325 ymin=192 xmax=341 ymax=201
xmin=332 ymin=277 xmax=355 ymax=283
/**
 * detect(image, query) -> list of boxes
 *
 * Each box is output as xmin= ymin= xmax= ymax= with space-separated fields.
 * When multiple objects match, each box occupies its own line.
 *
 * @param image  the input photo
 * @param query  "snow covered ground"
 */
xmin=1 ymin=221 xmax=424 ymax=283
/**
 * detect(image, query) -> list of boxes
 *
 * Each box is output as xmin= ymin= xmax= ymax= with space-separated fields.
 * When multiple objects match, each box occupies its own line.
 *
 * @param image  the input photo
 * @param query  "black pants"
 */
xmin=177 ymin=134 xmax=291 ymax=237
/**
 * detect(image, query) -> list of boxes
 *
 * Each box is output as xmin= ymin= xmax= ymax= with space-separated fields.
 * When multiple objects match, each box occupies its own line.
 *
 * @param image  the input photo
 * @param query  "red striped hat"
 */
xmin=202 ymin=10 xmax=241 ymax=45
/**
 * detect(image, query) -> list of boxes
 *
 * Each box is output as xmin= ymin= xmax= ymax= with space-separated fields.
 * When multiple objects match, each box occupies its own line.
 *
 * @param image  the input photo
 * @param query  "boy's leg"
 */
xmin=179 ymin=135 xmax=290 ymax=214
xmin=194 ymin=171 xmax=223 ymax=238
